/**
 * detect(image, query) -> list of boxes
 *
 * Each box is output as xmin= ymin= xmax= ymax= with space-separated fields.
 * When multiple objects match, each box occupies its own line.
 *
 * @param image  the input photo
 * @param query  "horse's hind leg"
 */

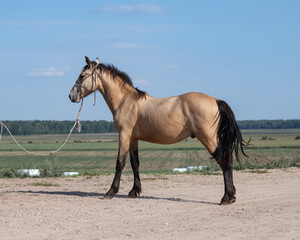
xmin=209 ymin=141 xmax=236 ymax=205
xmin=128 ymin=140 xmax=142 ymax=198
xmin=196 ymin=134 xmax=236 ymax=205
xmin=215 ymin=152 xmax=236 ymax=205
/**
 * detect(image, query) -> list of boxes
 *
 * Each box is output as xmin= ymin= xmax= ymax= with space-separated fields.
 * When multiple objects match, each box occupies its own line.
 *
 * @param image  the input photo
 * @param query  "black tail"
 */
xmin=212 ymin=100 xmax=249 ymax=167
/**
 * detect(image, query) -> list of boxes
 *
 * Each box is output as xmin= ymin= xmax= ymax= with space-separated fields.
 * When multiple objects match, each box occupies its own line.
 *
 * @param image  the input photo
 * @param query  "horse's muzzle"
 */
xmin=69 ymin=93 xmax=80 ymax=103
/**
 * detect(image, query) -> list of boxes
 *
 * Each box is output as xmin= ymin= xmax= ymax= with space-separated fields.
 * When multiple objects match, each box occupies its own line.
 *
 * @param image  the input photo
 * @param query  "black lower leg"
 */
xmin=220 ymin=165 xmax=236 ymax=205
xmin=213 ymin=150 xmax=236 ymax=205
xmin=220 ymin=152 xmax=236 ymax=204
xmin=128 ymin=142 xmax=141 ymax=198
xmin=104 ymin=159 xmax=126 ymax=199
xmin=104 ymin=134 xmax=130 ymax=199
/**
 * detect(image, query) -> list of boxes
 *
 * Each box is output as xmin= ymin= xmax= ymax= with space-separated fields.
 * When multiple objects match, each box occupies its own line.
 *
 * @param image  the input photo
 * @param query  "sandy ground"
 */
xmin=0 ymin=168 xmax=299 ymax=240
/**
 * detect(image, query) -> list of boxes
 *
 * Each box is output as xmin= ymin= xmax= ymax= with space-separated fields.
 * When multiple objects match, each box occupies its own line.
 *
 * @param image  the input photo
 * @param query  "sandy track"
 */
xmin=0 ymin=168 xmax=299 ymax=240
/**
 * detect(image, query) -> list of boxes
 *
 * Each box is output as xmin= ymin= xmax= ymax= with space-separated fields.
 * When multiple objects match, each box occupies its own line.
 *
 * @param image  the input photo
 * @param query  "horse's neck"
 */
xmin=96 ymin=74 xmax=130 ymax=115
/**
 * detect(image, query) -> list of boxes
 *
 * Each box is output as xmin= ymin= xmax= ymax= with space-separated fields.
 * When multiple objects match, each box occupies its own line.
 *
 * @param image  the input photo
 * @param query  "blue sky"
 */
xmin=1 ymin=0 xmax=299 ymax=121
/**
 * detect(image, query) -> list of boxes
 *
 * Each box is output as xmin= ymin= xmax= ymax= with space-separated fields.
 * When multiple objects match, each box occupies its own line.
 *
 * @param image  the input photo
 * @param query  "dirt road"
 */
xmin=0 ymin=168 xmax=299 ymax=240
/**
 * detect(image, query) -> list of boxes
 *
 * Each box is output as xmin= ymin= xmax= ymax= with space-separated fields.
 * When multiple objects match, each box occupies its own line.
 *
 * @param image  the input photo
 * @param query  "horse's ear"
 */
xmin=85 ymin=56 xmax=92 ymax=68
xmin=95 ymin=57 xmax=99 ymax=64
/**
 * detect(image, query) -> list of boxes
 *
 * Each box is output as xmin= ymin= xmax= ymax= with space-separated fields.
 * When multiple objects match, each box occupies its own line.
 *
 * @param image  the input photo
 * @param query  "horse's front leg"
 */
xmin=103 ymin=133 xmax=130 ymax=199
xmin=128 ymin=140 xmax=141 ymax=198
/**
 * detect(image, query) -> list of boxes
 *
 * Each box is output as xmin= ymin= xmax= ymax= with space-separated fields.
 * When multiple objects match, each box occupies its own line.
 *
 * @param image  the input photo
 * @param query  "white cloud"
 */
xmin=109 ymin=43 xmax=160 ymax=50
xmin=27 ymin=67 xmax=70 ymax=77
xmin=0 ymin=20 xmax=77 ymax=27
xmin=100 ymin=4 xmax=164 ymax=14
xmin=135 ymin=79 xmax=149 ymax=86
xmin=104 ymin=24 xmax=185 ymax=34
xmin=164 ymin=65 xmax=181 ymax=69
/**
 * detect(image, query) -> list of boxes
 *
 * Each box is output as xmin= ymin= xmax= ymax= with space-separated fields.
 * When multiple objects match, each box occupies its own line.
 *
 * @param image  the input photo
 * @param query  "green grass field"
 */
xmin=0 ymin=129 xmax=299 ymax=177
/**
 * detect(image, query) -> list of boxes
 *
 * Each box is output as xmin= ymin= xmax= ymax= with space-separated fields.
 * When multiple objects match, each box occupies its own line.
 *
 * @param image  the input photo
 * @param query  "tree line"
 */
xmin=237 ymin=119 xmax=300 ymax=129
xmin=1 ymin=120 xmax=116 ymax=135
xmin=1 ymin=119 xmax=300 ymax=135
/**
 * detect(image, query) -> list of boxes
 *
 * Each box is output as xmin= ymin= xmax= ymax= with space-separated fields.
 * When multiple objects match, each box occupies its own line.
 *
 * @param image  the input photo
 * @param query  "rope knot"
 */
xmin=0 ymin=121 xmax=3 ymax=142
xmin=76 ymin=98 xmax=84 ymax=133
xmin=77 ymin=120 xmax=82 ymax=133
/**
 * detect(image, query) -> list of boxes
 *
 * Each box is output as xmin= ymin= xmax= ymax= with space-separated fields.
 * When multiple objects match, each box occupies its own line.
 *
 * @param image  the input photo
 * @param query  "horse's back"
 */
xmin=180 ymin=92 xmax=218 ymax=120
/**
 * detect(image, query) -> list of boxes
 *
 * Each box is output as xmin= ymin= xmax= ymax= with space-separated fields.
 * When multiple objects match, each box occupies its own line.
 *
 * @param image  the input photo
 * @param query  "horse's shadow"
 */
xmin=15 ymin=190 xmax=218 ymax=205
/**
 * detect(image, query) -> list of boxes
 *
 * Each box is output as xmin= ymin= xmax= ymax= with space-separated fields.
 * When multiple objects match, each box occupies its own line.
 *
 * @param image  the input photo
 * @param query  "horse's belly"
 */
xmin=136 ymin=125 xmax=191 ymax=144
xmin=136 ymin=96 xmax=192 ymax=143
xmin=142 ymin=137 xmax=188 ymax=144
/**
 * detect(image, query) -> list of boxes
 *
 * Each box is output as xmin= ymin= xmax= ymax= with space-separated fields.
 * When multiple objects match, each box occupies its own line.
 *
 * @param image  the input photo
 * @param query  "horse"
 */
xmin=69 ymin=56 xmax=248 ymax=205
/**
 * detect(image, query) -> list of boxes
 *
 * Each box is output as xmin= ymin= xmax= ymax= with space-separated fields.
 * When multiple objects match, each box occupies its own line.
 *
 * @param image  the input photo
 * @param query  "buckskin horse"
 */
xmin=69 ymin=56 xmax=248 ymax=205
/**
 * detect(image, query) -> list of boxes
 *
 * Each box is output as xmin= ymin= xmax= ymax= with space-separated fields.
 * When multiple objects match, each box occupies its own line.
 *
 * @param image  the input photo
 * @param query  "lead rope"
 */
xmin=93 ymin=69 xmax=97 ymax=106
xmin=76 ymin=97 xmax=84 ymax=133
xmin=0 ymin=98 xmax=84 ymax=156
xmin=0 ymin=121 xmax=3 ymax=142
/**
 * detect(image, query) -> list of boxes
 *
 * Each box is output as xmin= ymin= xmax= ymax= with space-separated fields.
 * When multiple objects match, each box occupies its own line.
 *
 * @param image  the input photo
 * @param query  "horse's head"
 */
xmin=69 ymin=56 xmax=99 ymax=103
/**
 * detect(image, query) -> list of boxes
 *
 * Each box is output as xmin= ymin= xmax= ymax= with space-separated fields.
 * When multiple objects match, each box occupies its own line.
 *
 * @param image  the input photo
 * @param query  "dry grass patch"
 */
xmin=29 ymin=181 xmax=60 ymax=187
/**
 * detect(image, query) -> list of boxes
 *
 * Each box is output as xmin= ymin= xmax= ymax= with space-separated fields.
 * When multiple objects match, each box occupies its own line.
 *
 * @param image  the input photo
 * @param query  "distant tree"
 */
xmin=1 ymin=119 xmax=300 ymax=135
xmin=237 ymin=120 xmax=300 ymax=129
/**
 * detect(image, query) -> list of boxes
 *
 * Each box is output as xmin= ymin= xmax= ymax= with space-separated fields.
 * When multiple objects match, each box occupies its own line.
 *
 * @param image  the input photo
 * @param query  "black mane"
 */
xmin=98 ymin=63 xmax=146 ymax=99
xmin=99 ymin=64 xmax=133 ymax=86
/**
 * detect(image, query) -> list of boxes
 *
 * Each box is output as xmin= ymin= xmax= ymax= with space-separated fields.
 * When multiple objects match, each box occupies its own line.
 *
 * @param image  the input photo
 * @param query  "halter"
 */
xmin=76 ymin=63 xmax=100 ymax=106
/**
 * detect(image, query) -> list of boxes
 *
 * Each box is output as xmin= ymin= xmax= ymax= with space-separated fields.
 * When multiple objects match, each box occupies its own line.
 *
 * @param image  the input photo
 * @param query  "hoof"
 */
xmin=103 ymin=194 xmax=113 ymax=200
xmin=128 ymin=192 xmax=137 ymax=198
xmin=220 ymin=195 xmax=236 ymax=205
xmin=128 ymin=188 xmax=141 ymax=198
xmin=103 ymin=194 xmax=114 ymax=200
xmin=103 ymin=188 xmax=117 ymax=199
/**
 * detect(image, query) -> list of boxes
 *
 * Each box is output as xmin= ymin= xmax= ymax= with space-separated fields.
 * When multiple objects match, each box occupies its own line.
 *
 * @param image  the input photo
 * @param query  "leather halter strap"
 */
xmin=76 ymin=64 xmax=100 ymax=106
